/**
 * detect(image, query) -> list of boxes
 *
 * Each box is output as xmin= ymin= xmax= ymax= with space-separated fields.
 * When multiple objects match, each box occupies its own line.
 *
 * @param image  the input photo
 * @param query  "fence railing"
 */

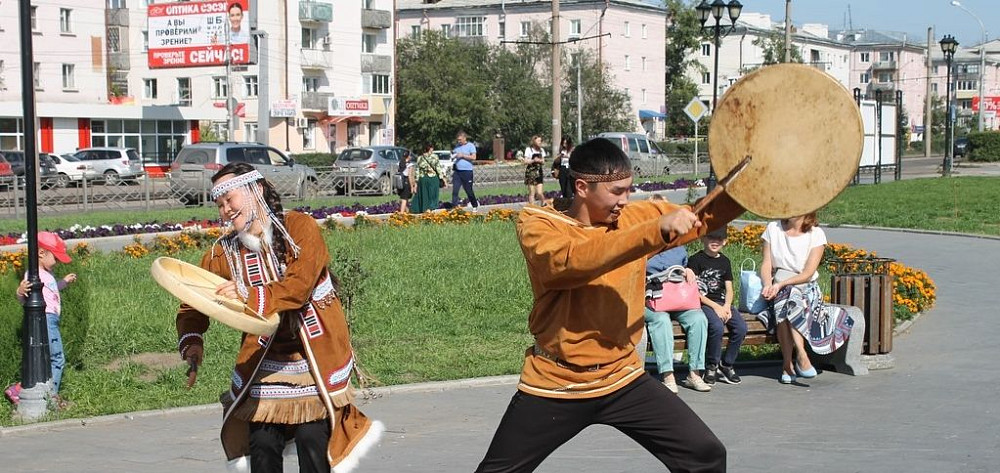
xmin=0 ymin=156 xmax=710 ymax=217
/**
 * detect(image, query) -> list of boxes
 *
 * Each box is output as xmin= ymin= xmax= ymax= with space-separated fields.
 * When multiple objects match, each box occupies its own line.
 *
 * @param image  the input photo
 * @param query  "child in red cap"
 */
xmin=6 ymin=232 xmax=77 ymax=407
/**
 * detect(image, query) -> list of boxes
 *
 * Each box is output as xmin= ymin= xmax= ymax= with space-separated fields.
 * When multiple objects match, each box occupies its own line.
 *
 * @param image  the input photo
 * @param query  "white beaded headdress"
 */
xmin=211 ymin=169 xmax=301 ymax=298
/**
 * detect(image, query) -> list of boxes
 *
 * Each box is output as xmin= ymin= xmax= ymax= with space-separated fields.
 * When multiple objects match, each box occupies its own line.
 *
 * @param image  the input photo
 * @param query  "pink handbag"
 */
xmin=646 ymin=266 xmax=702 ymax=312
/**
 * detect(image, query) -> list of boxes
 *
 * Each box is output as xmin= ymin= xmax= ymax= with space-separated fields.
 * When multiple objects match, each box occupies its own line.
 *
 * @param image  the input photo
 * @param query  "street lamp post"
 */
xmin=941 ymin=34 xmax=959 ymax=177
xmin=697 ymin=0 xmax=743 ymax=191
xmin=950 ymin=1 xmax=986 ymax=132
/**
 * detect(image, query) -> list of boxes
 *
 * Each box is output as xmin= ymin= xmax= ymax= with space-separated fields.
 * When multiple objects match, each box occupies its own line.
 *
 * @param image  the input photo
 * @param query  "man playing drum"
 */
xmin=474 ymin=138 xmax=744 ymax=473
xmin=176 ymin=162 xmax=382 ymax=473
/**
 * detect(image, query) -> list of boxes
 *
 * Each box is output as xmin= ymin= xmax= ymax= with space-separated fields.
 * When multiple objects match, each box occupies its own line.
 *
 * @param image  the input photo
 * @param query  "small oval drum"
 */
xmin=151 ymin=256 xmax=279 ymax=336
xmin=708 ymin=63 xmax=864 ymax=218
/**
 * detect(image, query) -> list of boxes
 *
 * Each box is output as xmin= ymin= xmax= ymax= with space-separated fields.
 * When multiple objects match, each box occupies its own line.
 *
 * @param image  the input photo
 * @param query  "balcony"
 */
xmin=870 ymin=81 xmax=895 ymax=92
xmin=109 ymin=51 xmax=130 ymax=71
xmin=809 ymin=62 xmax=830 ymax=72
xmin=361 ymin=9 xmax=392 ymax=29
xmin=299 ymin=1 xmax=333 ymax=23
xmin=872 ymin=60 xmax=897 ymax=71
xmin=301 ymin=91 xmax=335 ymax=112
xmin=106 ymin=8 xmax=129 ymax=27
xmin=361 ymin=54 xmax=392 ymax=74
xmin=301 ymin=49 xmax=334 ymax=69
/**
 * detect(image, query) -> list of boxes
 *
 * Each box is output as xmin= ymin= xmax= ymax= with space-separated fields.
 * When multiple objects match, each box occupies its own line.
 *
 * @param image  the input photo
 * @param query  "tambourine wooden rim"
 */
xmin=708 ymin=63 xmax=864 ymax=218
xmin=151 ymin=256 xmax=279 ymax=336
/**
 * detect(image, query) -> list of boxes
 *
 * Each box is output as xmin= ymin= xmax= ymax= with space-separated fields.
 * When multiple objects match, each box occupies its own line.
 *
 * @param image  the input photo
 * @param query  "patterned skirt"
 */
xmin=524 ymin=162 xmax=544 ymax=185
xmin=226 ymin=356 xmax=332 ymax=425
xmin=761 ymin=282 xmax=854 ymax=355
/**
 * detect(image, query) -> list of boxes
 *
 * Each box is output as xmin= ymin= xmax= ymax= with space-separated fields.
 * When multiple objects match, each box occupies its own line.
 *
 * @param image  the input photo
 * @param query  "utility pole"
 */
xmin=551 ymin=0 xmax=562 ymax=160
xmin=576 ymin=54 xmax=583 ymax=144
xmin=783 ymin=0 xmax=792 ymax=63
xmin=256 ymin=32 xmax=269 ymax=146
xmin=925 ymin=27 xmax=933 ymax=158
xmin=226 ymin=25 xmax=237 ymax=140
xmin=17 ymin=0 xmax=52 ymax=420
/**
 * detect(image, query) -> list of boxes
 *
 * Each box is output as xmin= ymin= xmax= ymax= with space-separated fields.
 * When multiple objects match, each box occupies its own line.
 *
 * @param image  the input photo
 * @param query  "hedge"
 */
xmin=967 ymin=131 xmax=1000 ymax=162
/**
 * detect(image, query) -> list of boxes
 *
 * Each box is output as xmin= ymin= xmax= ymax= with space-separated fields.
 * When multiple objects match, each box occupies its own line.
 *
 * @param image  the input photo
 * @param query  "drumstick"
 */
xmin=691 ymin=155 xmax=753 ymax=215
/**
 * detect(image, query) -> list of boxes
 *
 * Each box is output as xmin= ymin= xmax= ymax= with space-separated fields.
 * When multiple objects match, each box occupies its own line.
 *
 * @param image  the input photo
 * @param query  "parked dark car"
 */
xmin=0 ymin=150 xmax=60 ymax=188
xmin=953 ymin=136 xmax=970 ymax=160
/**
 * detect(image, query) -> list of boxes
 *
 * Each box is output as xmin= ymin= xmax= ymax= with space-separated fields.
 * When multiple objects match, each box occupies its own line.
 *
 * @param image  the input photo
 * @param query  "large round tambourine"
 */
xmin=151 ymin=257 xmax=279 ymax=336
xmin=708 ymin=63 xmax=864 ymax=218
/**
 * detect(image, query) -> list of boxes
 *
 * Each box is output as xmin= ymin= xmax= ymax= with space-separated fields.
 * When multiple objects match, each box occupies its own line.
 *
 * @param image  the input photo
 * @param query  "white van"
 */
xmin=596 ymin=132 xmax=669 ymax=175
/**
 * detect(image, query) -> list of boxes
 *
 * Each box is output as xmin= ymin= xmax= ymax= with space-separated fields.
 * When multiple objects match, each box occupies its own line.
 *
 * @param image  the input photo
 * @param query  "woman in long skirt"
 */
xmin=411 ymin=143 xmax=442 ymax=213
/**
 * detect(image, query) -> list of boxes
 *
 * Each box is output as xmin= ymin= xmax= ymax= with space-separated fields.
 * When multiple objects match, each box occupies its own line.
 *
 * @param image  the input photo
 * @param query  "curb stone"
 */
xmin=0 ymin=375 xmax=520 ymax=437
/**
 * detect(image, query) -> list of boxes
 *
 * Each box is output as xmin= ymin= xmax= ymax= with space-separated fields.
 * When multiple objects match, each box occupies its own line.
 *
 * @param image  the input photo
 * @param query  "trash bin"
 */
xmin=829 ymin=257 xmax=895 ymax=355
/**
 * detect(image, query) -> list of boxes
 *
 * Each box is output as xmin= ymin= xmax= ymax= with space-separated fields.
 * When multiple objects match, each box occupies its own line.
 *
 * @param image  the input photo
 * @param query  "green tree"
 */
xmin=562 ymin=50 xmax=635 ymax=142
xmin=751 ymin=32 xmax=803 ymax=66
xmin=663 ymin=0 xmax=709 ymax=137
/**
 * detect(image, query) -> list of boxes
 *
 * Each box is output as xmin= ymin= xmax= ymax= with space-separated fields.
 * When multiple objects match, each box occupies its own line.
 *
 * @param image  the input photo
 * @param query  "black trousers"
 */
xmin=249 ymin=419 xmax=330 ymax=473
xmin=475 ymin=374 xmax=726 ymax=473
xmin=452 ymin=170 xmax=479 ymax=208
xmin=558 ymin=167 xmax=574 ymax=198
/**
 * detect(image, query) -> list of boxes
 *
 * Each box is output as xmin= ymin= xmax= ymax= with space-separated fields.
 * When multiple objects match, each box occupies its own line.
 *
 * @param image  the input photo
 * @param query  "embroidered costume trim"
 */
xmin=210 ymin=170 xmax=265 ymax=200
xmin=259 ymin=359 xmax=311 ymax=374
xmin=569 ymin=169 xmax=633 ymax=182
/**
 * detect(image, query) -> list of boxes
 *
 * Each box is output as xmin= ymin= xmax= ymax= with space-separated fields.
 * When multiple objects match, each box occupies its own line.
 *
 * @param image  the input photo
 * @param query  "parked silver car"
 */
xmin=332 ymin=146 xmax=411 ymax=196
xmin=169 ymin=142 xmax=319 ymax=205
xmin=73 ymin=147 xmax=144 ymax=184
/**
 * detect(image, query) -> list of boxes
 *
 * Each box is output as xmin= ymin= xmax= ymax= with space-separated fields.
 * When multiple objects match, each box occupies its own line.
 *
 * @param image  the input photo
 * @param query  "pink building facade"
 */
xmin=397 ymin=0 xmax=666 ymax=136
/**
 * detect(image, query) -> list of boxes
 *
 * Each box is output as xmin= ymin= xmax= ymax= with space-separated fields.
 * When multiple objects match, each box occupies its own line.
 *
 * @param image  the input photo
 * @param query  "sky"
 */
xmin=741 ymin=0 xmax=998 ymax=47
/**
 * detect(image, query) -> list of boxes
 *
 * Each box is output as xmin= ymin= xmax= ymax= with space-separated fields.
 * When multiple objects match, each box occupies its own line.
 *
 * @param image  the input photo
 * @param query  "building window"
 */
xmin=878 ymin=72 xmax=892 ymax=83
xmin=108 ymin=27 xmax=121 ymax=53
xmin=363 ymin=0 xmax=376 ymax=9
xmin=61 ymin=64 xmax=75 ymax=89
xmin=177 ymin=78 xmax=191 ymax=106
xmin=455 ymin=17 xmax=485 ymax=37
xmin=60 ymin=8 xmax=72 ymax=33
xmin=0 ymin=118 xmax=24 ymax=151
xmin=642 ymin=24 xmax=647 ymax=39
xmin=411 ymin=25 xmax=421 ymax=38
xmin=362 ymin=33 xmax=377 ymax=53
xmin=143 ymin=78 xmax=157 ymax=99
xmin=108 ymin=0 xmax=127 ymax=8
xmin=303 ymin=119 xmax=317 ymax=149
xmin=30 ymin=6 xmax=37 ymax=31
xmin=367 ymin=74 xmax=390 ymax=95
xmin=879 ymin=51 xmax=895 ymax=62
xmin=931 ymin=83 xmax=938 ymax=94
xmin=302 ymin=27 xmax=317 ymax=49
xmin=641 ymin=88 xmax=647 ymax=103
xmin=498 ymin=21 xmax=505 ymax=40
xmin=244 ymin=122 xmax=258 ymax=143
xmin=244 ymin=75 xmax=258 ymax=97
xmin=860 ymin=52 xmax=870 ymax=62
xmin=624 ymin=55 xmax=630 ymax=71
xmin=959 ymin=99 xmax=973 ymax=110
xmin=641 ymin=56 xmax=647 ymax=72
xmin=701 ymin=43 xmax=711 ymax=56
xmin=33 ymin=62 xmax=40 ymax=89
xmin=212 ymin=77 xmax=228 ymax=98
xmin=303 ymin=76 xmax=319 ymax=92
xmin=860 ymin=72 xmax=870 ymax=83
xmin=702 ymin=72 xmax=711 ymax=84
xmin=520 ymin=21 xmax=530 ymax=38
xmin=569 ymin=19 xmax=581 ymax=38
xmin=624 ymin=21 xmax=630 ymax=37
xmin=625 ymin=87 xmax=630 ymax=98
xmin=958 ymin=80 xmax=977 ymax=91
xmin=441 ymin=24 xmax=451 ymax=37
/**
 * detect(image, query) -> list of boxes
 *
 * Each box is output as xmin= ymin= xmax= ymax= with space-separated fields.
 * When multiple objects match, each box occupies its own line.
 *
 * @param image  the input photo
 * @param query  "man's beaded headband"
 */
xmin=211 ymin=170 xmax=264 ymax=200
xmin=569 ymin=169 xmax=633 ymax=182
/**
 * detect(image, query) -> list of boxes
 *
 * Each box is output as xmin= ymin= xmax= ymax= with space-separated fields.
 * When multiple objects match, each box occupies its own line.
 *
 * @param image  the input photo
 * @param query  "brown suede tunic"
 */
xmin=515 ymin=195 xmax=743 ymax=399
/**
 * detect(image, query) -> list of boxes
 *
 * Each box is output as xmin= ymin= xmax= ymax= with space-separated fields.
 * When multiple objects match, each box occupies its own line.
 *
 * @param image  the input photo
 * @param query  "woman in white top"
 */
xmin=522 ymin=135 xmax=547 ymax=206
xmin=760 ymin=212 xmax=854 ymax=384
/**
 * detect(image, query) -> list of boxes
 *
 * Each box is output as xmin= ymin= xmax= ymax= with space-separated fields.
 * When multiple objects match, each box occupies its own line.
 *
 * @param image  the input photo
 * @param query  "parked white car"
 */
xmin=51 ymin=153 xmax=95 ymax=187
xmin=73 ymin=147 xmax=144 ymax=184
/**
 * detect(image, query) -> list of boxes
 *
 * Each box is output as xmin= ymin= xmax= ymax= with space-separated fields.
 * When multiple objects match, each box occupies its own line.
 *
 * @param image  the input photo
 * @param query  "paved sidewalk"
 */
xmin=2 ymin=228 xmax=998 ymax=473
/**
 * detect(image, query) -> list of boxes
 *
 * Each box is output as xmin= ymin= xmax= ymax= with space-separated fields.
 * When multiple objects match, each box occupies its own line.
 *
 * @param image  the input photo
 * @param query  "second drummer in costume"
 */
xmin=475 ymin=138 xmax=744 ymax=473
xmin=176 ymin=162 xmax=383 ymax=473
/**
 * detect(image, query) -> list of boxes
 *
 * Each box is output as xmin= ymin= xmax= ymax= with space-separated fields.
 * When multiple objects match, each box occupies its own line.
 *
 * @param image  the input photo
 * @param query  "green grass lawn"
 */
xmin=817 ymin=176 xmax=1000 ymax=236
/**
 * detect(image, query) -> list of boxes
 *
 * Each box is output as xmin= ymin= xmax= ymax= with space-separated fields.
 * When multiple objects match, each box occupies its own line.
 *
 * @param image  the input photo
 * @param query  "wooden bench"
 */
xmin=644 ymin=304 xmax=869 ymax=376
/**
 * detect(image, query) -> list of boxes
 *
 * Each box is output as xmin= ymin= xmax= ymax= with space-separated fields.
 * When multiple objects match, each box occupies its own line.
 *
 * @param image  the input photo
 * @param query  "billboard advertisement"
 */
xmin=328 ymin=97 xmax=371 ymax=117
xmin=971 ymin=96 xmax=1000 ymax=112
xmin=147 ymin=0 xmax=251 ymax=68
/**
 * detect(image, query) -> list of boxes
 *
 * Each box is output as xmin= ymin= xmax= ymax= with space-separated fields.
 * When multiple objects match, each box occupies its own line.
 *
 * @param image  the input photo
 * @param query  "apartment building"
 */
xmin=0 ymin=0 xmax=396 ymax=173
xmin=928 ymin=46 xmax=1000 ymax=131
xmin=687 ymin=13 xmax=853 ymax=114
xmin=397 ymin=0 xmax=667 ymax=136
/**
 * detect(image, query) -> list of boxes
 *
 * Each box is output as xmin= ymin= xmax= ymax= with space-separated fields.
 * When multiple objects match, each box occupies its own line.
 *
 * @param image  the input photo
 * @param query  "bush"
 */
xmin=656 ymin=140 xmax=709 ymax=156
xmin=290 ymin=152 xmax=336 ymax=168
xmin=967 ymin=131 xmax=1000 ymax=162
